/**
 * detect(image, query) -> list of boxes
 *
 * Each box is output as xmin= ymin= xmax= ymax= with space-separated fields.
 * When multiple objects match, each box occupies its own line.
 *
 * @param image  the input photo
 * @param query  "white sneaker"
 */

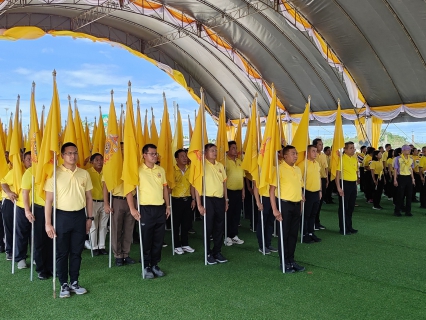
xmin=224 ymin=237 xmax=233 ymax=246
xmin=232 ymin=236 xmax=244 ymax=245
xmin=17 ymin=259 xmax=27 ymax=269
xmin=69 ymin=281 xmax=87 ymax=295
xmin=174 ymin=247 xmax=184 ymax=255
xmin=84 ymin=240 xmax=92 ymax=250
xmin=182 ymin=246 xmax=195 ymax=253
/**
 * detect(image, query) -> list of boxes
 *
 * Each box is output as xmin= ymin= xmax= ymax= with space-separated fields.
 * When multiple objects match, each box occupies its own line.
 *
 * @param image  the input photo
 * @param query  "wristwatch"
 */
xmin=86 ymin=216 xmax=94 ymax=221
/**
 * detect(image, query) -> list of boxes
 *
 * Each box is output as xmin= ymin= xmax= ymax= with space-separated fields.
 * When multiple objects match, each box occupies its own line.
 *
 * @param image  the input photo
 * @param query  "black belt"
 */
xmin=172 ymin=196 xmax=191 ymax=201
xmin=112 ymin=196 xmax=127 ymax=200
xmin=93 ymin=199 xmax=103 ymax=203
xmin=282 ymin=200 xmax=301 ymax=206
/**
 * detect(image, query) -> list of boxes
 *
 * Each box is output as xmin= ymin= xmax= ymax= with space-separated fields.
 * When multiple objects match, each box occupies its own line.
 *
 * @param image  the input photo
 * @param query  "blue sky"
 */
xmin=0 ymin=35 xmax=424 ymax=144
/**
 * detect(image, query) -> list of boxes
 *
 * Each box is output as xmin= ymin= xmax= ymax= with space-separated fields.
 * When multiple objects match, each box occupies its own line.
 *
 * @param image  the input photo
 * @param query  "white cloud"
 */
xmin=14 ymin=68 xmax=32 ymax=75
xmin=41 ymin=48 xmax=54 ymax=53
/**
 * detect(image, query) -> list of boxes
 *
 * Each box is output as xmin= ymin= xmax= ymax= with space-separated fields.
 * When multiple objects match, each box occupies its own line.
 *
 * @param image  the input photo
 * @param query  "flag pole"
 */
xmin=223 ymin=99 xmax=228 ymax=243
xmin=52 ymin=152 xmax=57 ymax=298
xmin=170 ymin=97 xmax=175 ymax=256
xmin=30 ymin=175 xmax=35 ymax=281
xmin=108 ymin=192 xmax=112 ymax=268
xmin=252 ymin=97 xmax=258 ymax=233
xmin=341 ymin=147 xmax=346 ymax=235
xmin=11 ymin=201 xmax=16 ymax=274
xmin=300 ymin=96 xmax=310 ymax=243
xmin=200 ymin=88 xmax=207 ymax=266
xmin=137 ymin=186 xmax=145 ymax=278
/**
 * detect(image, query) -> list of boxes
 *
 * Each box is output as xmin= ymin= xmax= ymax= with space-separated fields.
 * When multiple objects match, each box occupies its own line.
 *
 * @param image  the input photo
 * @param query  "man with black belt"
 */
xmin=393 ymin=145 xmax=415 ymax=217
xmin=225 ymin=141 xmax=245 ymax=246
xmin=335 ymin=141 xmax=359 ymax=235
xmin=195 ymin=143 xmax=228 ymax=265
xmin=45 ymin=142 xmax=93 ymax=298
xmin=127 ymin=144 xmax=170 ymax=279
xmin=171 ymin=149 xmax=195 ymax=255
xmin=270 ymin=145 xmax=305 ymax=273
xmin=87 ymin=153 xmax=108 ymax=256
xmin=298 ymin=145 xmax=322 ymax=243
xmin=2 ymin=151 xmax=32 ymax=268
xmin=22 ymin=155 xmax=52 ymax=279
xmin=313 ymin=138 xmax=328 ymax=230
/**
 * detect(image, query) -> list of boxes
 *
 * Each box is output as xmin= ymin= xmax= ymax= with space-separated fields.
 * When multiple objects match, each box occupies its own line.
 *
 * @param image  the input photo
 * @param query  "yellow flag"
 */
xmin=331 ymin=102 xmax=345 ymax=181
xmin=29 ymin=83 xmax=41 ymax=177
xmin=279 ymin=116 xmax=287 ymax=146
xmin=172 ymin=108 xmax=184 ymax=153
xmin=93 ymin=108 xmax=106 ymax=155
xmin=234 ymin=117 xmax=243 ymax=159
xmin=243 ymin=99 xmax=256 ymax=152
xmin=257 ymin=85 xmax=281 ymax=196
xmin=40 ymin=105 xmax=45 ymax=138
xmin=0 ymin=118 xmax=9 ymax=179
xmin=121 ymin=82 xmax=139 ymax=196
xmin=143 ymin=109 xmax=150 ymax=146
xmin=241 ymin=104 xmax=259 ymax=182
xmin=292 ymin=101 xmax=310 ymax=165
xmin=188 ymin=91 xmax=206 ymax=194
xmin=62 ymin=97 xmax=77 ymax=145
xmin=85 ymin=118 xmax=91 ymax=152
xmin=216 ymin=103 xmax=229 ymax=166
xmin=118 ymin=104 xmax=124 ymax=144
xmin=35 ymin=70 xmax=61 ymax=199
xmin=91 ymin=118 xmax=97 ymax=152
xmin=74 ymin=101 xmax=90 ymax=168
xmin=135 ymin=102 xmax=144 ymax=165
xmin=158 ymin=93 xmax=175 ymax=189
xmin=150 ymin=108 xmax=159 ymax=146
xmin=6 ymin=115 xmax=12 ymax=152
xmin=103 ymin=91 xmax=123 ymax=192
xmin=188 ymin=114 xmax=193 ymax=140
xmin=10 ymin=96 xmax=24 ymax=192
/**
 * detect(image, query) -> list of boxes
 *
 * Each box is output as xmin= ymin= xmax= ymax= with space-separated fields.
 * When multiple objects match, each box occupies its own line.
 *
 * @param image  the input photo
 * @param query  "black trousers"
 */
xmin=244 ymin=180 xmax=258 ymax=230
xmin=140 ymin=205 xmax=166 ymax=266
xmin=2 ymin=199 xmax=14 ymax=254
xmin=33 ymin=205 xmax=53 ymax=274
xmin=304 ymin=190 xmax=320 ymax=235
xmin=171 ymin=197 xmax=192 ymax=247
xmin=394 ymin=175 xmax=413 ymax=215
xmin=15 ymin=206 xmax=31 ymax=261
xmin=413 ymin=173 xmax=422 ymax=200
xmin=227 ymin=189 xmax=242 ymax=238
xmin=56 ymin=209 xmax=86 ymax=285
xmin=338 ymin=181 xmax=357 ymax=233
xmin=364 ymin=170 xmax=373 ymax=200
xmin=325 ymin=175 xmax=334 ymax=203
xmin=372 ymin=175 xmax=384 ymax=208
xmin=204 ymin=196 xmax=225 ymax=256
xmin=256 ymin=196 xmax=275 ymax=249
xmin=0 ymin=201 xmax=4 ymax=248
xmin=315 ymin=178 xmax=327 ymax=226
xmin=277 ymin=200 xmax=301 ymax=265
xmin=359 ymin=167 xmax=365 ymax=192
xmin=420 ymin=177 xmax=426 ymax=208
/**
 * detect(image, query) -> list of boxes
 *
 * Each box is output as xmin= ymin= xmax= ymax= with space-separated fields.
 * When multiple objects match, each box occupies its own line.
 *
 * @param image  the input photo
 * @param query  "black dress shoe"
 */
xmin=124 ymin=256 xmax=136 ymax=264
xmin=405 ymin=213 xmax=413 ymax=217
xmin=38 ymin=273 xmax=48 ymax=280
xmin=151 ymin=265 xmax=165 ymax=277
xmin=303 ymin=235 xmax=314 ymax=244
xmin=291 ymin=262 xmax=305 ymax=272
xmin=281 ymin=264 xmax=295 ymax=274
xmin=93 ymin=249 xmax=100 ymax=256
xmin=340 ymin=231 xmax=352 ymax=235
xmin=115 ymin=258 xmax=124 ymax=267
xmin=350 ymin=229 xmax=358 ymax=234
xmin=99 ymin=249 xmax=108 ymax=255
xmin=394 ymin=212 xmax=402 ymax=217
xmin=310 ymin=234 xmax=322 ymax=242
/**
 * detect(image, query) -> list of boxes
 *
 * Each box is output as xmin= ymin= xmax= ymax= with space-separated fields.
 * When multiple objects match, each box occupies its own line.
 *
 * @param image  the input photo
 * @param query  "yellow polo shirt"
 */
xmin=204 ymin=160 xmax=227 ymax=197
xmin=44 ymin=165 xmax=93 ymax=211
xmin=2 ymin=167 xmax=25 ymax=208
xmin=138 ymin=163 xmax=167 ymax=205
xmin=412 ymin=156 xmax=420 ymax=173
xmin=387 ymin=158 xmax=394 ymax=174
xmin=338 ymin=154 xmax=358 ymax=182
xmin=382 ymin=151 xmax=389 ymax=163
xmin=370 ymin=160 xmax=383 ymax=177
xmin=363 ymin=155 xmax=372 ymax=169
xmin=21 ymin=168 xmax=45 ymax=207
xmin=101 ymin=177 xmax=135 ymax=198
xmin=277 ymin=161 xmax=303 ymax=202
xmin=172 ymin=164 xmax=191 ymax=198
xmin=317 ymin=152 xmax=328 ymax=179
xmin=226 ymin=157 xmax=244 ymax=191
xmin=297 ymin=159 xmax=321 ymax=192
xmin=87 ymin=167 xmax=103 ymax=200
xmin=395 ymin=156 xmax=413 ymax=176
xmin=419 ymin=157 xmax=426 ymax=174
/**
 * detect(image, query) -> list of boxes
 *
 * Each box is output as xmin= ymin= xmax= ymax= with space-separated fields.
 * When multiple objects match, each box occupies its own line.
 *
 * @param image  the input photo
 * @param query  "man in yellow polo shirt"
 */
xmin=127 ymin=143 xmax=170 ymax=279
xmin=171 ymin=149 xmax=195 ymax=255
xmin=1 ymin=151 xmax=32 ymax=268
xmin=45 ymin=142 xmax=94 ymax=298
xmin=298 ymin=145 xmax=322 ymax=243
xmin=22 ymin=157 xmax=52 ymax=280
xmin=87 ymin=153 xmax=109 ymax=256
xmin=393 ymin=145 xmax=415 ymax=217
xmin=313 ymin=138 xmax=328 ymax=230
xmin=225 ymin=141 xmax=245 ymax=246
xmin=419 ymin=146 xmax=426 ymax=209
xmin=195 ymin=143 xmax=228 ymax=265
xmin=335 ymin=141 xmax=359 ymax=235
xmin=270 ymin=145 xmax=305 ymax=273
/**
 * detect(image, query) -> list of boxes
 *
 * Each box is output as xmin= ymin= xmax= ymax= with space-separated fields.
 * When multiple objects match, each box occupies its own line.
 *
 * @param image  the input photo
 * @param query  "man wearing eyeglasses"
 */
xmin=127 ymin=144 xmax=170 ymax=279
xmin=44 ymin=142 xmax=94 ymax=298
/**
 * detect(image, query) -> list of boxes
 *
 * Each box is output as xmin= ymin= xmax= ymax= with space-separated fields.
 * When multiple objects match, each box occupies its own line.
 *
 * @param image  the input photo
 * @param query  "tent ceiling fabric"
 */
xmin=1 ymin=0 xmax=426 ymax=122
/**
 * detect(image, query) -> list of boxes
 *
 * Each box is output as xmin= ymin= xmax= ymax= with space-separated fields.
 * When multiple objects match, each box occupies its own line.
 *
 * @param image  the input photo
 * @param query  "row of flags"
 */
xmin=3 ymin=70 xmax=345 ymax=205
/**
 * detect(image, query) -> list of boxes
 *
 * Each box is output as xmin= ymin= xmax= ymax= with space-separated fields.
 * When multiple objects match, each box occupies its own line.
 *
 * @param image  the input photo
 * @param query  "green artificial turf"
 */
xmin=1 ymin=194 xmax=426 ymax=319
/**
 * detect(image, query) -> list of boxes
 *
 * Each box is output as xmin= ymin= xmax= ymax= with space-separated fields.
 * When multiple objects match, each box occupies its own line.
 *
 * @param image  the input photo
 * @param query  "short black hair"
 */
xmin=394 ymin=148 xmax=402 ymax=157
xmin=312 ymin=138 xmax=322 ymax=146
xmin=366 ymin=146 xmax=375 ymax=155
xmin=324 ymin=146 xmax=330 ymax=152
xmin=360 ymin=146 xmax=367 ymax=152
xmin=23 ymin=151 xmax=31 ymax=158
xmin=344 ymin=141 xmax=354 ymax=149
xmin=372 ymin=150 xmax=381 ymax=161
xmin=385 ymin=143 xmax=391 ymax=148
xmin=387 ymin=149 xmax=394 ymax=159
xmin=228 ymin=140 xmax=236 ymax=148
xmin=283 ymin=145 xmax=296 ymax=155
xmin=61 ymin=142 xmax=77 ymax=154
xmin=90 ymin=153 xmax=103 ymax=162
xmin=142 ymin=144 xmax=157 ymax=154
xmin=174 ymin=149 xmax=186 ymax=158
xmin=307 ymin=144 xmax=316 ymax=152
xmin=205 ymin=143 xmax=216 ymax=151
